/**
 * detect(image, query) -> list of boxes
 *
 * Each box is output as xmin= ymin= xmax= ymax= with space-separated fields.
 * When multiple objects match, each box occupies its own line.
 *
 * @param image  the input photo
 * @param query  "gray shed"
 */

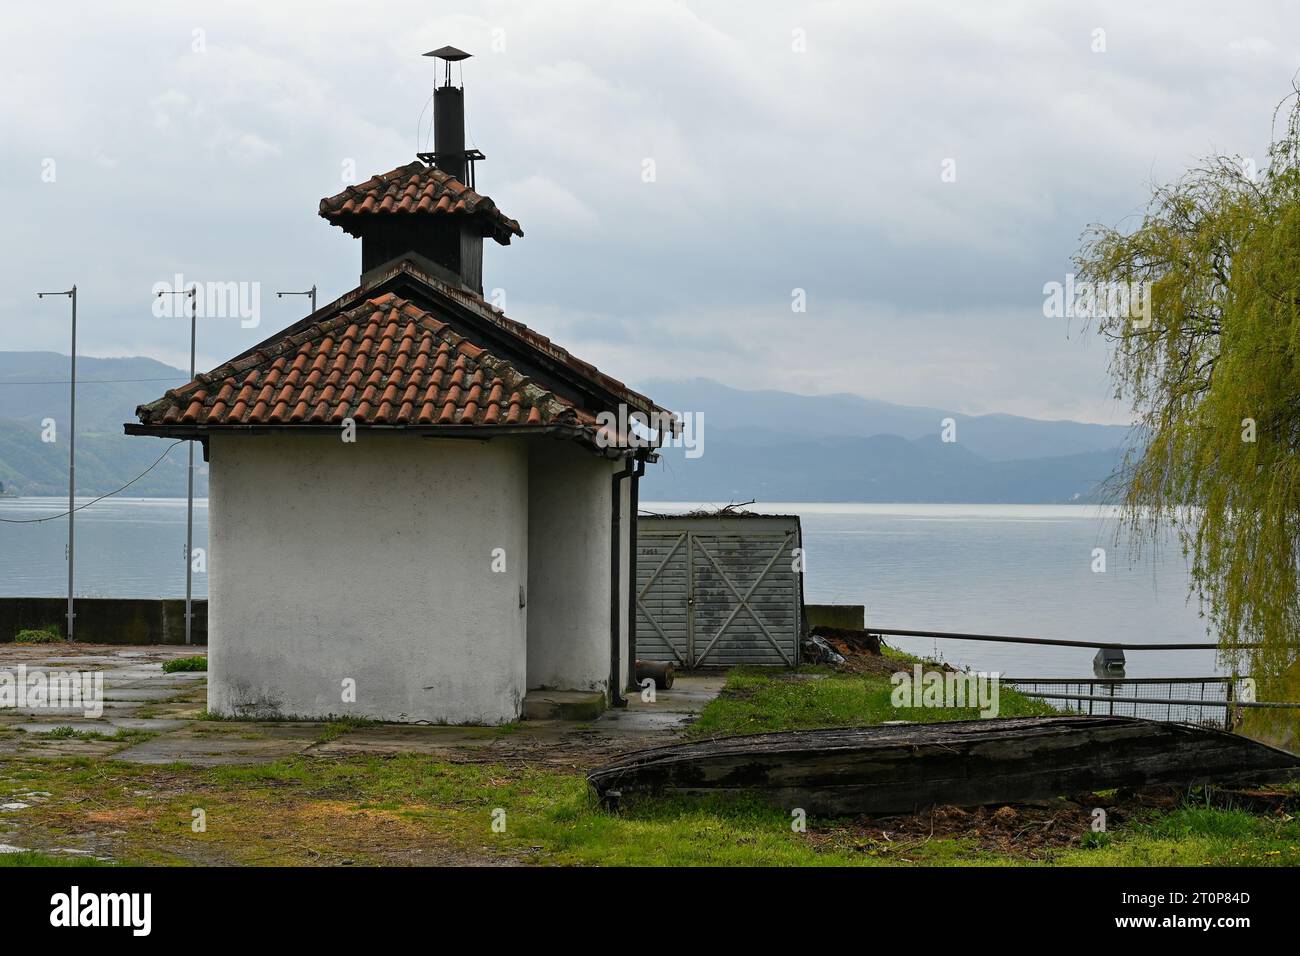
xmin=635 ymin=512 xmax=804 ymax=668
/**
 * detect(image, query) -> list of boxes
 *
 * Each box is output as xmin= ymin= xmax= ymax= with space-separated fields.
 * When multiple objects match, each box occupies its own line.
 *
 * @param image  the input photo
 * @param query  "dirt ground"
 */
xmin=809 ymin=791 xmax=1163 ymax=860
xmin=4 ymin=643 xmax=1295 ymax=867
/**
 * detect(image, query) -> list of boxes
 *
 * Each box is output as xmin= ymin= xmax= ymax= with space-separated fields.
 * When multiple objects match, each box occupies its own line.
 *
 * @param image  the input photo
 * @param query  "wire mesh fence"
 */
xmin=1001 ymin=676 xmax=1247 ymax=729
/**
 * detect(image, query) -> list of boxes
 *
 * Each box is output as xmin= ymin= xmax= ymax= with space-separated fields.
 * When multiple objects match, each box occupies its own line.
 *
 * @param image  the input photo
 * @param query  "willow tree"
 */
xmin=1075 ymin=87 xmax=1300 ymax=698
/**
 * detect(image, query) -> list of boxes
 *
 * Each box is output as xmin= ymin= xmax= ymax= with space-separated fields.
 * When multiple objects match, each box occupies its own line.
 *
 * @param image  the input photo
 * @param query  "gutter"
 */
xmin=626 ymin=454 xmax=646 ymax=691
xmin=123 ymin=421 xmax=633 ymax=457
xmin=609 ymin=457 xmax=637 ymax=707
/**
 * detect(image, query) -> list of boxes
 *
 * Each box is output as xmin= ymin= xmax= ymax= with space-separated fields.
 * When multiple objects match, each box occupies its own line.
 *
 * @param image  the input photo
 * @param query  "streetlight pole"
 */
xmin=37 ymin=286 xmax=77 ymax=642
xmin=185 ymin=285 xmax=196 ymax=647
xmin=158 ymin=285 xmax=197 ymax=645
xmin=276 ymin=284 xmax=317 ymax=314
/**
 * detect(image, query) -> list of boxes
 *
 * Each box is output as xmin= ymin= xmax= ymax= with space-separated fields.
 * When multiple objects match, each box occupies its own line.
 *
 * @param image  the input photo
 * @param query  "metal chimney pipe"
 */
xmin=424 ymin=46 xmax=473 ymax=183
xmin=433 ymin=85 xmax=467 ymax=183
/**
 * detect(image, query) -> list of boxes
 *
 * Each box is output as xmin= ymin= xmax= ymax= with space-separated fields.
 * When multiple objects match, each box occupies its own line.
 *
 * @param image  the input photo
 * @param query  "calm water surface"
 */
xmin=645 ymin=502 xmax=1216 ymax=678
xmin=1 ymin=498 xmax=1215 ymax=677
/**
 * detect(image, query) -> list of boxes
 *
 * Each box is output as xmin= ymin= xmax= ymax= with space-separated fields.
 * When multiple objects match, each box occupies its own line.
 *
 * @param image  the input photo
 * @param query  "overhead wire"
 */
xmin=0 ymin=441 xmax=186 ymax=524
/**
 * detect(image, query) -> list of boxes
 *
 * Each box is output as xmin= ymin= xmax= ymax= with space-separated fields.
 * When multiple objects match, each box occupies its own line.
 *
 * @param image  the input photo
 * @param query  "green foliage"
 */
xmin=0 ymin=850 xmax=110 ymax=867
xmin=42 ymin=726 xmax=153 ymax=743
xmin=1056 ymin=805 xmax=1300 ymax=866
xmin=0 ymin=353 xmax=198 ymax=496
xmin=161 ymin=655 xmax=207 ymax=673
xmin=12 ymin=627 xmax=61 ymax=644
xmin=689 ymin=666 xmax=1057 ymax=738
xmin=315 ymin=716 xmax=376 ymax=744
xmin=1075 ymin=86 xmax=1300 ymax=687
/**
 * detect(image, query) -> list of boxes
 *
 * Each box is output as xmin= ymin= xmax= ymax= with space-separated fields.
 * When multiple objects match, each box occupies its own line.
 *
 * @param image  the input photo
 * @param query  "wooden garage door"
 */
xmin=636 ymin=530 xmax=799 ymax=667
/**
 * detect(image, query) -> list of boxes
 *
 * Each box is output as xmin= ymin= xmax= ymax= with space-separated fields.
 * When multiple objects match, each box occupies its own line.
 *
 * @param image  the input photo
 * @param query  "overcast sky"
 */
xmin=3 ymin=1 xmax=1298 ymax=424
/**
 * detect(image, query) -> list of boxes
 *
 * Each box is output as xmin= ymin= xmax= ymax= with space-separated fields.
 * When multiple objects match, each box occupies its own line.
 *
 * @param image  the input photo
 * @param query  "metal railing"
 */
xmin=865 ymin=626 xmax=1300 ymax=730
xmin=867 ymin=625 xmax=1259 ymax=652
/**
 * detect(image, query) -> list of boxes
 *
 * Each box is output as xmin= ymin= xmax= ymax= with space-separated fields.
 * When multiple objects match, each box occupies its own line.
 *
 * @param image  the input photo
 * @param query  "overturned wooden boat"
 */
xmin=588 ymin=716 xmax=1300 ymax=815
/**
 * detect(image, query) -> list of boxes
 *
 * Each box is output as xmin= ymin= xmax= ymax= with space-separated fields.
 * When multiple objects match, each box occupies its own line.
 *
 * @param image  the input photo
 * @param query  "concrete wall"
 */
xmin=525 ymin=442 xmax=614 ymax=695
xmin=805 ymin=604 xmax=865 ymax=631
xmin=207 ymin=432 xmax=528 ymax=724
xmin=0 ymin=597 xmax=207 ymax=645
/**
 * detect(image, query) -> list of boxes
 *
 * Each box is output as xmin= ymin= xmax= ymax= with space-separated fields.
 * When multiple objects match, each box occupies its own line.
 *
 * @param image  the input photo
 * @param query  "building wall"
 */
xmin=207 ymin=432 xmax=528 ymax=724
xmin=526 ymin=441 xmax=614 ymax=694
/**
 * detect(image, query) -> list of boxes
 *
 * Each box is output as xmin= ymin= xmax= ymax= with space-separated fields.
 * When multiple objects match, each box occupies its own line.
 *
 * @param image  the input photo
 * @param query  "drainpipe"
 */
xmin=626 ymin=453 xmax=646 ymax=692
xmin=610 ymin=457 xmax=637 ymax=707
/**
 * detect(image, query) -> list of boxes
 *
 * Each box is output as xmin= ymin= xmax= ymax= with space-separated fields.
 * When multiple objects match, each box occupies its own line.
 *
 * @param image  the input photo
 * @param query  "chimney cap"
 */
xmin=423 ymin=45 xmax=472 ymax=62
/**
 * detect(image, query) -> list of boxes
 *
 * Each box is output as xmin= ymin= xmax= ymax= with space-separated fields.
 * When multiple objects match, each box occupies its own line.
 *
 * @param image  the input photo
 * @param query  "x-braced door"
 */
xmin=636 ymin=530 xmax=798 ymax=667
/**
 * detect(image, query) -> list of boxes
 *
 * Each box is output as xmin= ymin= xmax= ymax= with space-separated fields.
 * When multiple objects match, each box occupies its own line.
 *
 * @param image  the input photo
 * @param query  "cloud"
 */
xmin=499 ymin=174 xmax=602 ymax=238
xmin=2 ymin=0 xmax=1297 ymax=425
xmin=514 ymin=296 xmax=1125 ymax=424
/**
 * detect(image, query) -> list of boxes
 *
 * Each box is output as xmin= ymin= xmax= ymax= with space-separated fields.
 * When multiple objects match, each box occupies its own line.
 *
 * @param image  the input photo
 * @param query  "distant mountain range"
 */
xmin=635 ymin=379 xmax=1134 ymax=504
xmin=0 ymin=353 xmax=1132 ymax=502
xmin=0 ymin=352 xmax=203 ymax=497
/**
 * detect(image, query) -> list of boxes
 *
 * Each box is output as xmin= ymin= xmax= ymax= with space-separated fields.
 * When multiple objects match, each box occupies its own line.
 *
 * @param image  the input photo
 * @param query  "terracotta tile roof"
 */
xmin=426 ymin=268 xmax=662 ymax=418
xmin=133 ymin=292 xmax=590 ymax=433
xmin=320 ymin=161 xmax=523 ymax=244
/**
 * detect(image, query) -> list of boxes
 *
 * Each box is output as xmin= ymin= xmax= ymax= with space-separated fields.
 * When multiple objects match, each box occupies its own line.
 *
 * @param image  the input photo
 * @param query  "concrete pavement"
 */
xmin=0 ymin=644 xmax=723 ymax=766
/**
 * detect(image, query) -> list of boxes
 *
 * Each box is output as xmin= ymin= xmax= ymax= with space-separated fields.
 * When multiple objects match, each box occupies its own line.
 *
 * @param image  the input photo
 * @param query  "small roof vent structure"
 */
xmin=317 ymin=47 xmax=520 ymax=293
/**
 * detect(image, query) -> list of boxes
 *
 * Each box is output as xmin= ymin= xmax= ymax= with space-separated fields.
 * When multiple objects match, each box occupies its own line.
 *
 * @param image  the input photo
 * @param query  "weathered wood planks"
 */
xmin=587 ymin=716 xmax=1300 ymax=815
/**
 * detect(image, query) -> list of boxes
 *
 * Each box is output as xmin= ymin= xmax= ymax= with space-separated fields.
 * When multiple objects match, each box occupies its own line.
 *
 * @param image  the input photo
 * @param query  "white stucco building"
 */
xmin=128 ymin=50 xmax=668 ymax=724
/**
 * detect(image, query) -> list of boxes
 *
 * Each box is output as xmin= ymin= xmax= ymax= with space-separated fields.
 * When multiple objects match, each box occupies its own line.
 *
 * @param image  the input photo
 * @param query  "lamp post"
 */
xmin=36 ymin=285 xmax=77 ymax=641
xmin=276 ymin=284 xmax=317 ymax=313
xmin=157 ymin=285 xmax=197 ymax=645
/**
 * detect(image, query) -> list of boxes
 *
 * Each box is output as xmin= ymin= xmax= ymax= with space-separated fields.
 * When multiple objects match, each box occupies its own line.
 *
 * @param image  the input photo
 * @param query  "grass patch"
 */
xmin=315 ymin=716 xmax=377 ymax=744
xmin=162 ymin=655 xmax=207 ymax=673
xmin=690 ymin=665 xmax=1056 ymax=738
xmin=12 ymin=627 xmax=62 ymax=645
xmin=1057 ymin=805 xmax=1300 ymax=866
xmin=42 ymin=726 xmax=155 ymax=744
xmin=2 ymin=751 xmax=1293 ymax=867
xmin=0 ymin=753 xmax=876 ymax=867
xmin=0 ymin=658 xmax=1290 ymax=868
xmin=0 ymin=850 xmax=110 ymax=867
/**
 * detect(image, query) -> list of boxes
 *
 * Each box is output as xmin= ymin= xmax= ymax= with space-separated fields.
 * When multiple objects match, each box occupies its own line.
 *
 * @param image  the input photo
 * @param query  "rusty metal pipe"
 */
xmin=635 ymin=660 xmax=674 ymax=690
